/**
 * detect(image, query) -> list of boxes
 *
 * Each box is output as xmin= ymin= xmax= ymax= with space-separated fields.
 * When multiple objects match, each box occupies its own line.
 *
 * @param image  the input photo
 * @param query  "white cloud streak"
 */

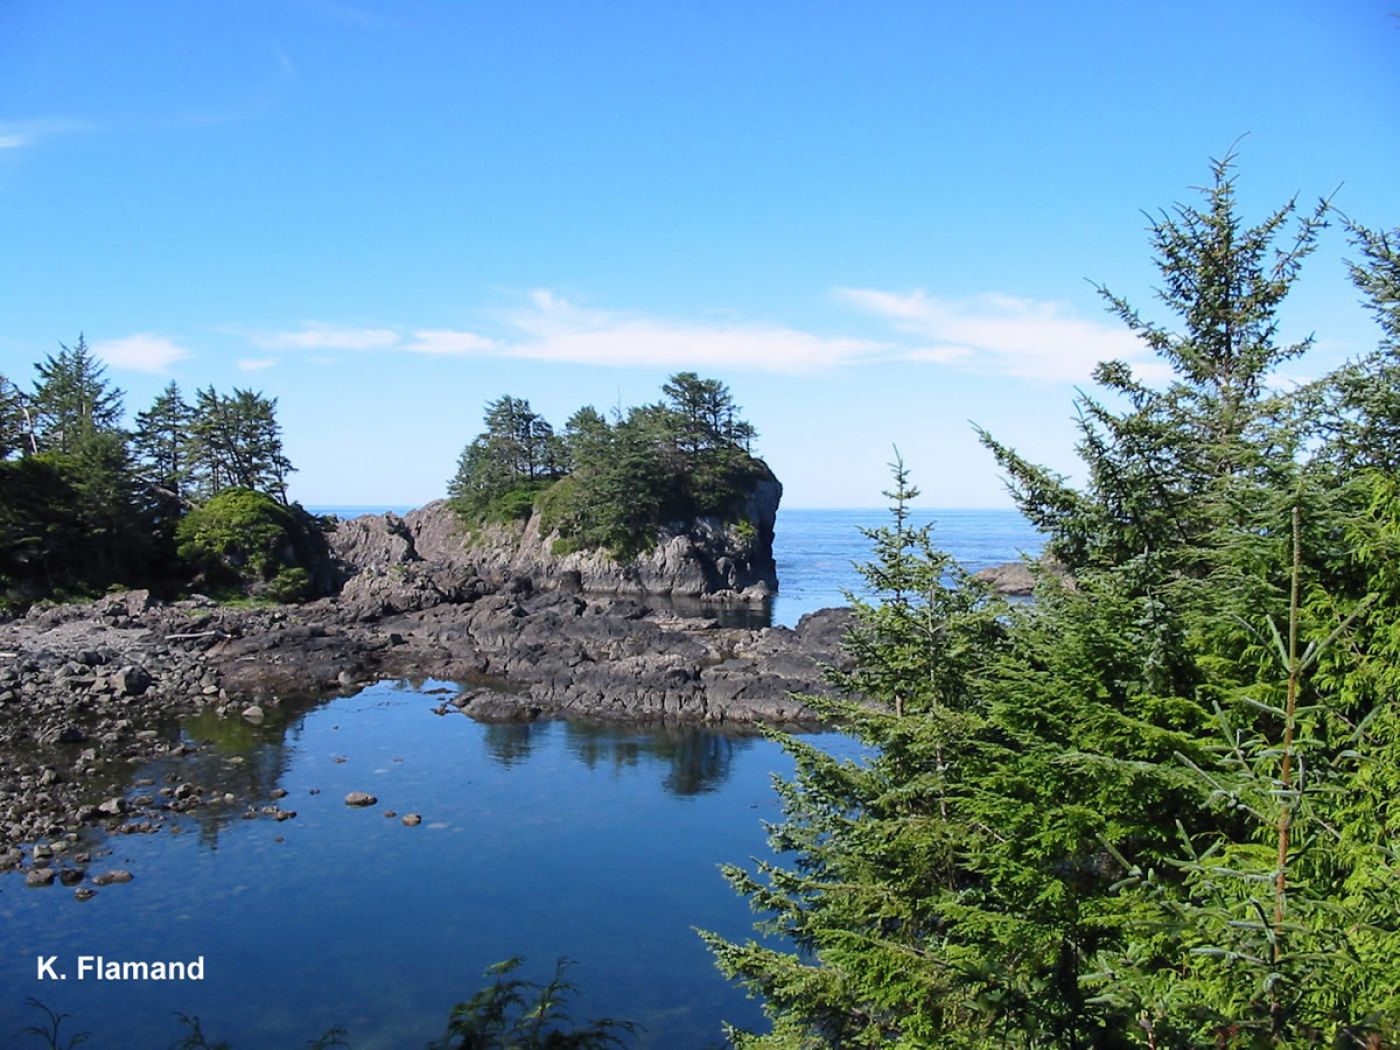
xmin=239 ymin=287 xmax=1169 ymax=383
xmin=253 ymin=323 xmax=400 ymax=352
xmin=395 ymin=290 xmax=886 ymax=373
xmin=0 ymin=117 xmax=91 ymax=151
xmin=236 ymin=357 xmax=277 ymax=371
xmin=837 ymin=288 xmax=1168 ymax=383
xmin=91 ymin=333 xmax=189 ymax=375
xmin=402 ymin=330 xmax=501 ymax=356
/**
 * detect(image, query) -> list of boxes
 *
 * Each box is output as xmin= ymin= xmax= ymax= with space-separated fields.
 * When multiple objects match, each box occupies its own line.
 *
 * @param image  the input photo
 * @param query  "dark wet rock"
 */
xmin=59 ymin=868 xmax=85 ymax=886
xmin=74 ymin=887 xmax=96 ymax=901
xmin=344 ymin=792 xmax=377 ymax=807
xmin=91 ymin=869 xmax=133 ymax=886
xmin=25 ymin=868 xmax=55 ymax=886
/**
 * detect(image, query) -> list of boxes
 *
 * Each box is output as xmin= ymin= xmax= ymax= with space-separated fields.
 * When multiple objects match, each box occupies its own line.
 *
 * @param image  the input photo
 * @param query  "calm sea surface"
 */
xmin=0 ymin=509 xmax=1039 ymax=1048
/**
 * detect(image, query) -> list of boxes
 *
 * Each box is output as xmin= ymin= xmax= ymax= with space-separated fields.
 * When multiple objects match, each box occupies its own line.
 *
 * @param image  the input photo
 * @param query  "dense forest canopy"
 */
xmin=706 ymin=155 xmax=1400 ymax=1048
xmin=448 ymin=372 xmax=772 ymax=559
xmin=0 ymin=339 xmax=309 ymax=608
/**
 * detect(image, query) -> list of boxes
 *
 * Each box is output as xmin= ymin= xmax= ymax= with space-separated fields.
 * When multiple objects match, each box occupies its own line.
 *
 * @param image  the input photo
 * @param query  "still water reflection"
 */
xmin=0 ymin=680 xmax=839 ymax=1049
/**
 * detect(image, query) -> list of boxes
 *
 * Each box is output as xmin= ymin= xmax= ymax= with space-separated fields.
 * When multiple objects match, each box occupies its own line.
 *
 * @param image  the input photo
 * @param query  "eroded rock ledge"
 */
xmin=328 ymin=490 xmax=781 ymax=605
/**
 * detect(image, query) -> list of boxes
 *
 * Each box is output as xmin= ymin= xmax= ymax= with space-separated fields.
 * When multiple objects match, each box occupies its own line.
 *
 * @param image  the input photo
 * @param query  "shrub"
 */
xmin=176 ymin=488 xmax=294 ymax=584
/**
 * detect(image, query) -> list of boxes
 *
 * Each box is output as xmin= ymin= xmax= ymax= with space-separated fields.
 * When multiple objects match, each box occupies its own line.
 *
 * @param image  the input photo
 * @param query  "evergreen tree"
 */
xmin=980 ymin=150 xmax=1328 ymax=578
xmin=187 ymin=386 xmax=293 ymax=501
xmin=133 ymin=380 xmax=195 ymax=500
xmin=707 ymin=156 xmax=1399 ymax=1048
xmin=30 ymin=334 xmax=125 ymax=453
xmin=0 ymin=373 xmax=31 ymax=459
xmin=1312 ymin=221 xmax=1400 ymax=473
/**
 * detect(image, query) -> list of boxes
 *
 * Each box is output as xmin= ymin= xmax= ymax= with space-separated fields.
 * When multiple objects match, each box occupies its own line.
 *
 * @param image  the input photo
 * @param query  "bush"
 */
xmin=264 ymin=567 xmax=311 ymax=603
xmin=176 ymin=488 xmax=294 ymax=585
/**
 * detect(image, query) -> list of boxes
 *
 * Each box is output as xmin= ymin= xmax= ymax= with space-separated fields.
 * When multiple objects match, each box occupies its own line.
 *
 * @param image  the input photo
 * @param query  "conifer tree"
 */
xmin=133 ymin=380 xmax=195 ymax=501
xmin=187 ymin=386 xmax=293 ymax=501
xmin=706 ymin=155 xmax=1386 ymax=1048
xmin=30 ymin=334 xmax=125 ymax=453
xmin=980 ymin=150 xmax=1329 ymax=578
xmin=0 ymin=373 xmax=31 ymax=459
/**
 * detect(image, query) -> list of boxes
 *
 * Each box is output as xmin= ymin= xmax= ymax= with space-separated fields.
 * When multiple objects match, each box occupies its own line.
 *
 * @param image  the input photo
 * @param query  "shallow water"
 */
xmin=1 ymin=681 xmax=857 ymax=1048
xmin=2 ymin=507 xmax=1039 ymax=1047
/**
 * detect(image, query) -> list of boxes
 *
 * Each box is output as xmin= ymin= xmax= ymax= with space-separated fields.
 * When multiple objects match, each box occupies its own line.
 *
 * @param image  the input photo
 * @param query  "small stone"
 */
xmin=270 ymin=788 xmax=288 ymax=799
xmin=241 ymin=704 xmax=265 ymax=723
xmin=58 ymin=869 xmax=85 ymax=886
xmin=91 ymin=869 xmax=134 ymax=886
xmin=402 ymin=813 xmax=422 ymax=827
xmin=344 ymin=792 xmax=377 ymax=807
xmin=25 ymin=868 xmax=55 ymax=887
xmin=97 ymin=796 xmax=126 ymax=816
xmin=383 ymin=810 xmax=397 ymax=818
xmin=74 ymin=888 xmax=97 ymax=901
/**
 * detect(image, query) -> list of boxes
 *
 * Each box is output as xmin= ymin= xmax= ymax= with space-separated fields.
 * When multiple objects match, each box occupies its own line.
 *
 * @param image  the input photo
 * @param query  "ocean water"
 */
xmin=0 ymin=507 xmax=1041 ymax=1047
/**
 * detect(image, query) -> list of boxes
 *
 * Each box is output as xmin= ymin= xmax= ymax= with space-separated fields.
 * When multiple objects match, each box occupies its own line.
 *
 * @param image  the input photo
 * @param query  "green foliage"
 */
xmin=448 ymin=376 xmax=771 ymax=561
xmin=23 ymin=958 xmax=633 ymax=1049
xmin=19 ymin=998 xmax=89 ymax=1050
xmin=30 ymin=335 xmax=124 ymax=454
xmin=187 ymin=386 xmax=294 ymax=502
xmin=449 ymin=396 xmax=565 ymax=521
xmin=429 ymin=957 xmax=638 ymax=1049
xmin=0 ymin=372 xmax=31 ymax=459
xmin=176 ymin=488 xmax=296 ymax=585
xmin=132 ymin=380 xmax=195 ymax=500
xmin=711 ymin=155 xmax=1400 ymax=1048
xmin=981 ymin=149 xmax=1328 ymax=579
xmin=266 ymin=566 xmax=312 ymax=603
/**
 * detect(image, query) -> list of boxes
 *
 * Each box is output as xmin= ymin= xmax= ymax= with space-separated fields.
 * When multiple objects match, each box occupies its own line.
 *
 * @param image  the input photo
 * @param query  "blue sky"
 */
xmin=1 ymin=2 xmax=1396 ymax=508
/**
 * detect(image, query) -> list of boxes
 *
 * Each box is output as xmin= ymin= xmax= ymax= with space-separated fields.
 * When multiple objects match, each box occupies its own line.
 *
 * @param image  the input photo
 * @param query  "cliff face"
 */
xmin=329 ymin=477 xmax=781 ymax=603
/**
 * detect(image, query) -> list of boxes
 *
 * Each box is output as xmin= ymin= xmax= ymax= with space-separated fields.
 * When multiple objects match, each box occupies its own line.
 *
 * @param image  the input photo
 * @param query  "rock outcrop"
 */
xmin=328 ymin=480 xmax=781 ymax=605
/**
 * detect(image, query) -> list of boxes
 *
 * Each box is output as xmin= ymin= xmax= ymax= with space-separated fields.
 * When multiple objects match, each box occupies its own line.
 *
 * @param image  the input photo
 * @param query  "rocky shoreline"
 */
xmin=1 ymin=497 xmax=1040 ymax=890
xmin=0 ymin=572 xmax=851 ymax=884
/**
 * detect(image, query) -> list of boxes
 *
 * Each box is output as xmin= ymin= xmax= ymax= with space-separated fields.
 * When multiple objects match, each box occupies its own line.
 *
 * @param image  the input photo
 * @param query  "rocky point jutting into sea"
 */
xmin=0 ymin=491 xmax=1040 ymax=876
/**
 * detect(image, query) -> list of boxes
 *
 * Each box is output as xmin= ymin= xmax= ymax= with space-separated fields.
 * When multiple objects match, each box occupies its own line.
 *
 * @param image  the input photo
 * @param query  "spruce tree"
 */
xmin=0 ymin=374 xmax=31 ymax=459
xmin=30 ymin=334 xmax=125 ymax=453
xmin=133 ymin=380 xmax=195 ymax=500
xmin=705 ymin=155 xmax=1388 ymax=1048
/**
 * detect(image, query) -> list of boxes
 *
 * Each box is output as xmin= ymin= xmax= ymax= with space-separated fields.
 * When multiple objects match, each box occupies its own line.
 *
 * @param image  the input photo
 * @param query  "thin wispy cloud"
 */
xmin=395 ymin=291 xmax=886 ymax=373
xmin=0 ymin=117 xmax=91 ymax=151
xmin=402 ymin=330 xmax=501 ymax=355
xmin=838 ymin=288 xmax=1170 ymax=383
xmin=237 ymin=357 xmax=277 ymax=372
xmin=253 ymin=323 xmax=400 ymax=352
xmin=91 ymin=333 xmax=190 ymax=375
xmin=244 ymin=288 xmax=1170 ymax=382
